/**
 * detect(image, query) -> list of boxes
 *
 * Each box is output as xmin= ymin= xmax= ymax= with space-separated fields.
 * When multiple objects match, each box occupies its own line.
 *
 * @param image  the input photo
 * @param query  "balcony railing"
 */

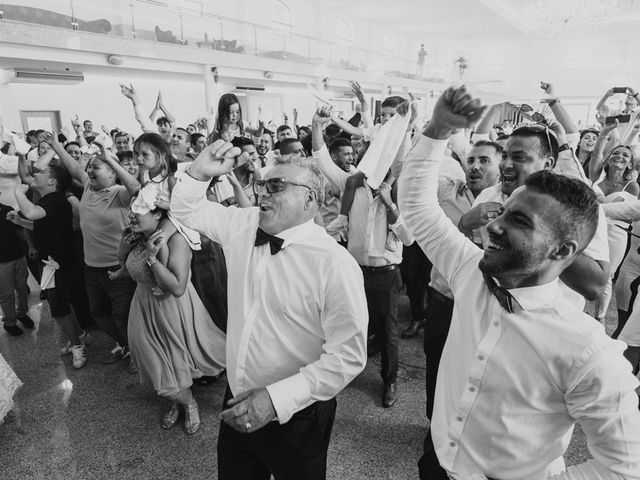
xmin=0 ymin=0 xmax=442 ymax=82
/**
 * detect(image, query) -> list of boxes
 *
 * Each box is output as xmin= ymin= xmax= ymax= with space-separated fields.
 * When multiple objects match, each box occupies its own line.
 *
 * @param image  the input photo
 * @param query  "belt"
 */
xmin=360 ymin=264 xmax=398 ymax=273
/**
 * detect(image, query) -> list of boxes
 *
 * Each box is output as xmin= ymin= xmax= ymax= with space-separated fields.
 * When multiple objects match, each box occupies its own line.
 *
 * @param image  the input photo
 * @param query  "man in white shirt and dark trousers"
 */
xmin=400 ymin=86 xmax=640 ymax=480
xmin=311 ymin=110 xmax=414 ymax=408
xmin=170 ymin=140 xmax=368 ymax=480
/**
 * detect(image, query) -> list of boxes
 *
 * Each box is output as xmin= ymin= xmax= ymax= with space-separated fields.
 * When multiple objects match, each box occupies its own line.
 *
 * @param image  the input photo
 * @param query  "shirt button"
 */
xmin=477 ymin=355 xmax=484 ymax=361
xmin=469 ymin=386 xmax=475 ymax=392
xmin=456 ymin=416 xmax=463 ymax=422
xmin=493 ymin=321 xmax=499 ymax=327
xmin=449 ymin=441 xmax=456 ymax=447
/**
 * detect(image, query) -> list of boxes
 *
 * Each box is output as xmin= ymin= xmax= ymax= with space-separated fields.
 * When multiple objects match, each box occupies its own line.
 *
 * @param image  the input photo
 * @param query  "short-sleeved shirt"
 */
xmin=0 ymin=203 xmax=25 ymax=263
xmin=79 ymin=182 xmax=131 ymax=268
xmin=34 ymin=191 xmax=74 ymax=269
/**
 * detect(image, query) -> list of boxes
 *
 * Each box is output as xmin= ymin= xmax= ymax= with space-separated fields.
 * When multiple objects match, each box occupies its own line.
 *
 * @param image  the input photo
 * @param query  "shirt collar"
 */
xmin=275 ymin=219 xmax=318 ymax=250
xmin=508 ymin=278 xmax=560 ymax=311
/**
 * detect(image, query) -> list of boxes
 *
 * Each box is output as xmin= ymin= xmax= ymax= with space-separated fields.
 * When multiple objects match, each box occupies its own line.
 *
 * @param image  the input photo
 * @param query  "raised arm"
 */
xmin=589 ymin=122 xmax=618 ymax=183
xmin=120 ymin=83 xmax=155 ymax=134
xmin=13 ymin=184 xmax=45 ymax=220
xmin=71 ymin=116 xmax=89 ymax=148
xmin=97 ymin=145 xmax=140 ymax=195
xmin=541 ymin=82 xmax=577 ymax=135
xmin=351 ymin=81 xmax=372 ymax=128
xmin=45 ymin=132 xmax=89 ymax=187
xmin=311 ymin=108 xmax=350 ymax=192
xmin=472 ymin=103 xmax=501 ymax=140
xmin=398 ymin=86 xmax=486 ymax=286
xmin=170 ymin=140 xmax=246 ymax=245
xmin=157 ymin=91 xmax=176 ymax=126
xmin=17 ymin=154 xmax=34 ymax=186
xmin=145 ymin=225 xmax=192 ymax=297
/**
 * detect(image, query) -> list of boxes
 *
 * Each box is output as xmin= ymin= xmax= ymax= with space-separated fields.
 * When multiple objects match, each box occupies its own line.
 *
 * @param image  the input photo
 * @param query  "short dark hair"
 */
xmin=231 ymin=136 xmax=255 ymax=149
xmin=329 ymin=137 xmax=352 ymax=156
xmin=262 ymin=128 xmax=274 ymax=137
xmin=156 ymin=116 xmax=171 ymax=126
xmin=116 ymin=150 xmax=135 ymax=164
xmin=277 ymin=124 xmax=292 ymax=134
xmin=48 ymin=164 xmax=72 ymax=192
xmin=114 ymin=131 xmax=129 ymax=140
xmin=524 ymin=171 xmax=598 ymax=252
xmin=65 ymin=141 xmax=81 ymax=150
xmin=511 ymin=125 xmax=559 ymax=161
xmin=381 ymin=96 xmax=405 ymax=109
xmin=83 ymin=120 xmax=92 ymax=126
xmin=279 ymin=137 xmax=302 ymax=155
xmin=472 ymin=140 xmax=503 ymax=156
xmin=190 ymin=133 xmax=205 ymax=146
xmin=174 ymin=127 xmax=189 ymax=137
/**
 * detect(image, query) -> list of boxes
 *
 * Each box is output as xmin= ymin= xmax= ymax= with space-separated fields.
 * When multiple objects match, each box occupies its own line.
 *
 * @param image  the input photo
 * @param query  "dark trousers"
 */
xmin=218 ymin=387 xmax=336 ymax=480
xmin=84 ymin=265 xmax=135 ymax=346
xmin=424 ymin=287 xmax=454 ymax=419
xmin=190 ymin=237 xmax=228 ymax=333
xmin=400 ymin=242 xmax=432 ymax=323
xmin=418 ymin=287 xmax=454 ymax=480
xmin=418 ymin=429 xmax=449 ymax=480
xmin=363 ymin=267 xmax=402 ymax=384
xmin=70 ymin=230 xmax=92 ymax=328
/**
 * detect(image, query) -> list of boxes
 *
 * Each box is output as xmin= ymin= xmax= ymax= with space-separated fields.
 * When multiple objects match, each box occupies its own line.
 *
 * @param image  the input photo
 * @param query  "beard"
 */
xmin=479 ymin=240 xmax=551 ymax=279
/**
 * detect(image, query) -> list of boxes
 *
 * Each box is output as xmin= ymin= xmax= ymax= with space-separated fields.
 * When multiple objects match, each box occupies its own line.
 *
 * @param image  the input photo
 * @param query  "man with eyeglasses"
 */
xmin=171 ymin=140 xmax=367 ymax=480
xmin=311 ymin=107 xmax=414 ymax=409
xmin=401 ymin=84 xmax=640 ymax=480
xmin=459 ymin=123 xmax=610 ymax=310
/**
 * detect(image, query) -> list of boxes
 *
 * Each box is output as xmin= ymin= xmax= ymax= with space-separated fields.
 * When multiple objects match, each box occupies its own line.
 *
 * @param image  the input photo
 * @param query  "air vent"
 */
xmin=12 ymin=69 xmax=84 ymax=84
xmin=235 ymin=85 xmax=265 ymax=91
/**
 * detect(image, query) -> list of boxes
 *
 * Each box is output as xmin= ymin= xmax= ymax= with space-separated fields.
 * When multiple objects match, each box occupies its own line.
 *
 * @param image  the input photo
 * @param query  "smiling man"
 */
xmin=170 ymin=140 xmax=367 ymax=480
xmin=400 ymin=85 xmax=640 ymax=480
xmin=459 ymin=124 xmax=610 ymax=309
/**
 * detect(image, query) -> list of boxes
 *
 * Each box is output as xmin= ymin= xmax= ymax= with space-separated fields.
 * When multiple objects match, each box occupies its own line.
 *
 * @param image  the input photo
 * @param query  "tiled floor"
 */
xmin=0 ymin=287 xmax=612 ymax=479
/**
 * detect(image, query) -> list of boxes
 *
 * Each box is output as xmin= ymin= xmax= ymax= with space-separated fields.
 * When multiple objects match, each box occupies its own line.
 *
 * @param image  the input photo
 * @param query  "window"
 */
xmin=383 ymin=34 xmax=395 ymax=55
xmin=337 ymin=19 xmax=352 ymax=45
xmin=271 ymin=0 xmax=293 ymax=32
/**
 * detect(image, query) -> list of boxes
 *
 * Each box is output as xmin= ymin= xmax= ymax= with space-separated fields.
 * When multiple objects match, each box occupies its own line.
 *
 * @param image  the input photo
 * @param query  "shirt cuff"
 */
xmin=265 ymin=373 xmax=312 ymax=424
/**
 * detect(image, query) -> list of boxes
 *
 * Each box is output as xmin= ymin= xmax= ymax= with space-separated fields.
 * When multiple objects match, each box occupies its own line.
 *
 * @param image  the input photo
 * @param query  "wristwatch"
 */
xmin=558 ymin=143 xmax=571 ymax=152
xmin=548 ymin=98 xmax=560 ymax=108
xmin=146 ymin=256 xmax=159 ymax=268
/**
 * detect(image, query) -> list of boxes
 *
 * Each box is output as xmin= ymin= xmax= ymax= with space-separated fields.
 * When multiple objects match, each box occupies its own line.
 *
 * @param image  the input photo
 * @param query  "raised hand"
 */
xmin=426 ymin=85 xmax=486 ymax=139
xmin=350 ymin=81 xmax=365 ymax=104
xmin=313 ymin=107 xmax=332 ymax=125
xmin=146 ymin=229 xmax=166 ymax=259
xmin=188 ymin=139 xmax=243 ymax=181
xmin=120 ymin=83 xmax=138 ymax=102
xmin=540 ymin=81 xmax=554 ymax=95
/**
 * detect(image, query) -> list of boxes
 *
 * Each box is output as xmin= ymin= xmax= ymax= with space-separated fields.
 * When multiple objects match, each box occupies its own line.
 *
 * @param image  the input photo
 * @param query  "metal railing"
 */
xmin=1 ymin=0 xmax=441 ymax=81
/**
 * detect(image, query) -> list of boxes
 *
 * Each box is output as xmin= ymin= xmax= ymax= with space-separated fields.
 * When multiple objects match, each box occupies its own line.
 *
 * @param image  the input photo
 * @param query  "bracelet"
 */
xmin=185 ymin=166 xmax=211 ymax=183
xmin=548 ymin=98 xmax=559 ymax=108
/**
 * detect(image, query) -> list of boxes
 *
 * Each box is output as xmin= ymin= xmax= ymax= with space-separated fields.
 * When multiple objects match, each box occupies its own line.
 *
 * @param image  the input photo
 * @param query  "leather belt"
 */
xmin=429 ymin=287 xmax=454 ymax=306
xmin=360 ymin=264 xmax=398 ymax=273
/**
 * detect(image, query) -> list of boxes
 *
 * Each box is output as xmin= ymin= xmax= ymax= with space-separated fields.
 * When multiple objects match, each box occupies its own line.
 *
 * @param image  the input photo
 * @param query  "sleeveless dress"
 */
xmin=594 ymin=180 xmax=636 ymax=319
xmin=0 ymin=353 xmax=22 ymax=423
xmin=126 ymin=242 xmax=226 ymax=397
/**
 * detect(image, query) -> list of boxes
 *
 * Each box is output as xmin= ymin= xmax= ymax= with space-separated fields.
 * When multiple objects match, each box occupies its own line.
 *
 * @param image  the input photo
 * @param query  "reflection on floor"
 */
xmin=1 ymin=289 xmax=596 ymax=479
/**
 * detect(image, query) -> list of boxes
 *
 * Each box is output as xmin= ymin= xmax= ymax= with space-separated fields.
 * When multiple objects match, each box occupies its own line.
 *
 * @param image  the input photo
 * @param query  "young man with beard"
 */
xmin=400 ymin=85 xmax=640 ymax=480
xmin=459 ymin=124 xmax=610 ymax=309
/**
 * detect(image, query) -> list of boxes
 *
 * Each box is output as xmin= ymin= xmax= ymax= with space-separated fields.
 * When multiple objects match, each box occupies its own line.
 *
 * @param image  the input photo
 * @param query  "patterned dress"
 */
xmin=126 ymin=242 xmax=226 ymax=396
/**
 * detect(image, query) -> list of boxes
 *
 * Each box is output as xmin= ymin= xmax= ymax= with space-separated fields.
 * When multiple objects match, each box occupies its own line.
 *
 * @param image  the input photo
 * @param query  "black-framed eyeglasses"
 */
xmin=255 ymin=178 xmax=314 ymax=194
xmin=512 ymin=124 xmax=558 ymax=156
xmin=518 ymin=104 xmax=546 ymax=123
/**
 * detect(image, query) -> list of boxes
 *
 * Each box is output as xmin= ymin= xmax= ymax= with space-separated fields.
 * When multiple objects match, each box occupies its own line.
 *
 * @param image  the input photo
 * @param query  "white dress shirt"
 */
xmin=472 ymin=182 xmax=610 ymax=311
xmin=170 ymin=172 xmax=368 ymax=424
xmin=430 ymin=176 xmax=476 ymax=299
xmin=313 ymin=144 xmax=413 ymax=266
xmin=399 ymin=134 xmax=640 ymax=480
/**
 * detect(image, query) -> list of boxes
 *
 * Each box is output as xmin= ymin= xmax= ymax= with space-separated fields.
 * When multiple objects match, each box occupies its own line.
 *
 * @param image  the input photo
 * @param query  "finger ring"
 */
xmin=244 ymin=422 xmax=252 ymax=431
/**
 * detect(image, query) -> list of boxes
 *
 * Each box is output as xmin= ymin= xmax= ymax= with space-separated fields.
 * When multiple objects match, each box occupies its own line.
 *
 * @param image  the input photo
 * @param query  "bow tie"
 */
xmin=254 ymin=227 xmax=284 ymax=255
xmin=482 ymin=271 xmax=515 ymax=313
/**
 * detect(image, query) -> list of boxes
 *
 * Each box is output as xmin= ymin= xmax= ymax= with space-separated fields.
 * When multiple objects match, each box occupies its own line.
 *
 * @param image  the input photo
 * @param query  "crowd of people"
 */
xmin=1 ymin=77 xmax=640 ymax=479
